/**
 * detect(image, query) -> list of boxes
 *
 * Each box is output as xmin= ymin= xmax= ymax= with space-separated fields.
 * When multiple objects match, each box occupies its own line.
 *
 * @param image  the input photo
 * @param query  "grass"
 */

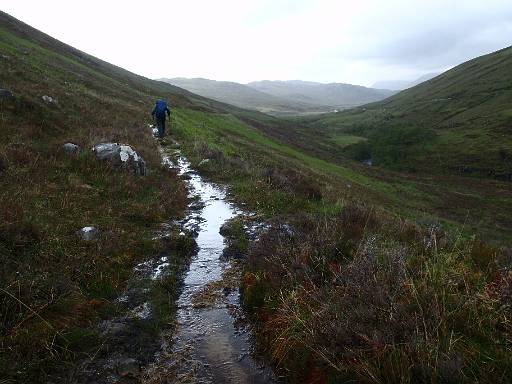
xmin=330 ymin=134 xmax=367 ymax=148
xmin=167 ymin=107 xmax=512 ymax=243
xmin=241 ymin=206 xmax=512 ymax=383
xmin=302 ymin=46 xmax=512 ymax=179
xmin=0 ymin=15 xmax=192 ymax=381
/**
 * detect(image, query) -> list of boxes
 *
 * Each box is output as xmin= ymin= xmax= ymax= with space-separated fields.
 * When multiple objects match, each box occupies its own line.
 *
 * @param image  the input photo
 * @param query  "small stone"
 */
xmin=189 ymin=201 xmax=205 ymax=211
xmin=101 ymin=321 xmax=126 ymax=336
xmin=63 ymin=143 xmax=80 ymax=155
xmin=116 ymin=358 xmax=140 ymax=377
xmin=42 ymin=95 xmax=57 ymax=104
xmin=198 ymin=159 xmax=210 ymax=167
xmin=76 ymin=226 xmax=100 ymax=241
xmin=0 ymin=89 xmax=14 ymax=99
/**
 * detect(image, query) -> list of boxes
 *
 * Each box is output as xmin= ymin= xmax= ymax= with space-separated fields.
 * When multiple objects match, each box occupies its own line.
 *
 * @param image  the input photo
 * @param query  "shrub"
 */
xmin=242 ymin=204 xmax=512 ymax=382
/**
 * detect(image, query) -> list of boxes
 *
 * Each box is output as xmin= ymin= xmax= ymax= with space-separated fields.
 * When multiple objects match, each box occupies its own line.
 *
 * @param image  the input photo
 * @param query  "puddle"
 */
xmin=145 ymin=147 xmax=276 ymax=383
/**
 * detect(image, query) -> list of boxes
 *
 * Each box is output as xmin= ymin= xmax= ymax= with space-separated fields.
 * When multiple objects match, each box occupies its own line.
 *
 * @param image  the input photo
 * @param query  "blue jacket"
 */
xmin=152 ymin=99 xmax=171 ymax=120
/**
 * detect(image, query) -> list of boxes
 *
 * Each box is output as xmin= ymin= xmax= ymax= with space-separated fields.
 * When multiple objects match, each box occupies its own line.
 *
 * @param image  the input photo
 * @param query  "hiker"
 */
xmin=151 ymin=99 xmax=171 ymax=138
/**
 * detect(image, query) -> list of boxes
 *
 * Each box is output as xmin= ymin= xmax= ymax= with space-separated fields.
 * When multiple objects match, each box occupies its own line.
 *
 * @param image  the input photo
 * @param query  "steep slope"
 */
xmin=307 ymin=46 xmax=512 ymax=178
xmin=248 ymin=79 xmax=396 ymax=107
xmin=159 ymin=77 xmax=329 ymax=116
xmin=0 ymin=11 xmax=254 ymax=381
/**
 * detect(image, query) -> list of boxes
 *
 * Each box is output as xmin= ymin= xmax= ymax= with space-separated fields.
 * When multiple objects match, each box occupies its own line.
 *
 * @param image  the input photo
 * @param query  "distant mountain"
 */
xmin=372 ymin=72 xmax=441 ymax=90
xmin=247 ymin=80 xmax=396 ymax=108
xmin=158 ymin=77 xmax=328 ymax=116
xmin=159 ymin=78 xmax=395 ymax=116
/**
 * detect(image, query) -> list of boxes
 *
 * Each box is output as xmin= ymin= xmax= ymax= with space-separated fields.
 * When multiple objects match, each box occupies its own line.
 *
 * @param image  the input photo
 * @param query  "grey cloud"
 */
xmin=333 ymin=2 xmax=512 ymax=72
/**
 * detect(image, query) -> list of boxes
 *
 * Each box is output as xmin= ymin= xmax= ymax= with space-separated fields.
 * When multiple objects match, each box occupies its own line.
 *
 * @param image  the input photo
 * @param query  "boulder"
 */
xmin=93 ymin=142 xmax=121 ymax=161
xmin=92 ymin=143 xmax=146 ymax=176
xmin=76 ymin=226 xmax=100 ymax=241
xmin=0 ymin=89 xmax=13 ymax=99
xmin=62 ymin=143 xmax=80 ymax=155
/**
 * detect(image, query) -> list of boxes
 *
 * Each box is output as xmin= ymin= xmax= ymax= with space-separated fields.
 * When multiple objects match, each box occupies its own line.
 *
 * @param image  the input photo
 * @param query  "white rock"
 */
xmin=119 ymin=145 xmax=139 ymax=162
xmin=41 ymin=95 xmax=57 ymax=104
xmin=76 ymin=226 xmax=100 ymax=241
xmin=92 ymin=142 xmax=146 ymax=175
xmin=63 ymin=143 xmax=80 ymax=155
xmin=198 ymin=159 xmax=210 ymax=167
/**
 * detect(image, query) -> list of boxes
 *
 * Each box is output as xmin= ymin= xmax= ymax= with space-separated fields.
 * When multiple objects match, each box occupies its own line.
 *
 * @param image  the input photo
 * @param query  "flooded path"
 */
xmin=68 ymin=138 xmax=275 ymax=383
xmin=144 ymin=146 xmax=276 ymax=383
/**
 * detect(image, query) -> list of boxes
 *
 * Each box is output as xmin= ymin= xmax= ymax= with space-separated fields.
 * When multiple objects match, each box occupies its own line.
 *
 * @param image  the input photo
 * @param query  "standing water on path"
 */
xmin=145 ymin=145 xmax=276 ymax=383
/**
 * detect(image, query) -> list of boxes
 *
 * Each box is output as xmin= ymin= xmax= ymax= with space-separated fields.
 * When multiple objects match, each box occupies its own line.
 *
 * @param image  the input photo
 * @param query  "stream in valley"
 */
xmin=147 ymin=146 xmax=276 ymax=383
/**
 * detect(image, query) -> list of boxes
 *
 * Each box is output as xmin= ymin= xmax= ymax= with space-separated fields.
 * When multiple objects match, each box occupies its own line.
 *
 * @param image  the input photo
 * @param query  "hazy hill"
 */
xmin=159 ymin=78 xmax=395 ymax=116
xmin=306 ymin=47 xmax=512 ymax=179
xmin=159 ymin=77 xmax=328 ymax=116
xmin=248 ymin=79 xmax=396 ymax=107
xmin=372 ymin=72 xmax=441 ymax=90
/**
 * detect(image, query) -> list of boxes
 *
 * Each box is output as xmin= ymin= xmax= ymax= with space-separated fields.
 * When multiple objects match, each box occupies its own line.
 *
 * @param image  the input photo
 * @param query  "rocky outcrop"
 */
xmin=92 ymin=143 xmax=146 ymax=176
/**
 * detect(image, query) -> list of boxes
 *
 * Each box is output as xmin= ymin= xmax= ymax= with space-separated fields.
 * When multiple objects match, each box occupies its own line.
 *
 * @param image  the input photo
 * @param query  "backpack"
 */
xmin=154 ymin=99 xmax=168 ymax=115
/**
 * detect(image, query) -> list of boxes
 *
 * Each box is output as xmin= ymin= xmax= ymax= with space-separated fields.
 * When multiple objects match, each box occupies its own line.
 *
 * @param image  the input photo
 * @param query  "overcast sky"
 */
xmin=3 ymin=0 xmax=512 ymax=86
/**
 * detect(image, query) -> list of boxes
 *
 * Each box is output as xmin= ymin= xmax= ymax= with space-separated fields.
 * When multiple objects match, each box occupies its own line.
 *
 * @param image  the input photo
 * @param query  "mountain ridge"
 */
xmin=247 ymin=79 xmax=396 ymax=107
xmin=160 ymin=77 xmax=396 ymax=116
xmin=158 ymin=76 xmax=325 ymax=116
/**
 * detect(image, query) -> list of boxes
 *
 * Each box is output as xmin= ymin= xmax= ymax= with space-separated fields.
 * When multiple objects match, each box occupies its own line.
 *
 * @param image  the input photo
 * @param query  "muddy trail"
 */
xmin=66 ymin=139 xmax=276 ymax=383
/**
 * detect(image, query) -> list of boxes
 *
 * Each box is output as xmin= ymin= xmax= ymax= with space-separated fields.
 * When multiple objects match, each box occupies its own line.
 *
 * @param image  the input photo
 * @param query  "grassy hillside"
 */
xmin=0 ymin=11 xmax=215 ymax=381
xmin=305 ymin=47 xmax=512 ymax=179
xmin=2 ymin=10 xmax=512 ymax=383
xmin=248 ymin=79 xmax=396 ymax=108
xmin=160 ymin=77 xmax=331 ymax=116
xmin=165 ymin=105 xmax=512 ymax=383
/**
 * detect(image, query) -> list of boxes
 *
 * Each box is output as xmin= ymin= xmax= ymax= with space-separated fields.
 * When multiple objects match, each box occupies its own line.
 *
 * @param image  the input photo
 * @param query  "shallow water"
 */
xmin=150 ymin=148 xmax=276 ymax=383
xmin=67 ymin=141 xmax=275 ymax=383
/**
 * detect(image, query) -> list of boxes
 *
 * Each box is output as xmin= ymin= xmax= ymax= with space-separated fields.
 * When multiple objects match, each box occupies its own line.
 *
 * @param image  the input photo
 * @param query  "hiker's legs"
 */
xmin=157 ymin=117 xmax=165 ymax=138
